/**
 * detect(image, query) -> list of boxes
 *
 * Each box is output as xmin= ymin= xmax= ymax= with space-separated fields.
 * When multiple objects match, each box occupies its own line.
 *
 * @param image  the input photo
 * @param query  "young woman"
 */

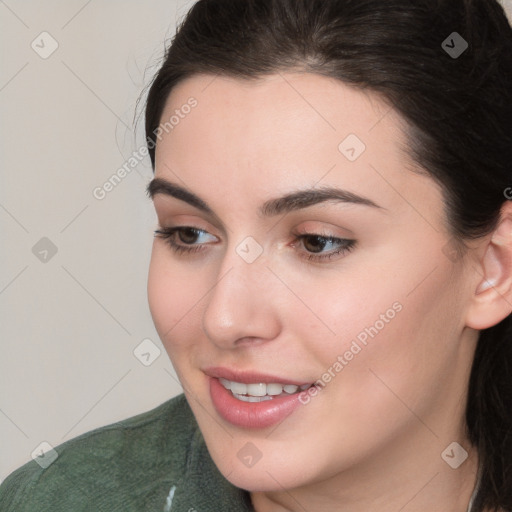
xmin=2 ymin=1 xmax=511 ymax=511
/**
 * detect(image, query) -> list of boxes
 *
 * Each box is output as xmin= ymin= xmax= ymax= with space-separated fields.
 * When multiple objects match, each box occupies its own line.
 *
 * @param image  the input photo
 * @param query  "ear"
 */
xmin=465 ymin=201 xmax=512 ymax=330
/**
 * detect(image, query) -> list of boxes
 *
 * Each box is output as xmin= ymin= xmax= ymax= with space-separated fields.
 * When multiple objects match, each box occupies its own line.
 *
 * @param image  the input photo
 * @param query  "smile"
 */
xmin=219 ymin=378 xmax=312 ymax=402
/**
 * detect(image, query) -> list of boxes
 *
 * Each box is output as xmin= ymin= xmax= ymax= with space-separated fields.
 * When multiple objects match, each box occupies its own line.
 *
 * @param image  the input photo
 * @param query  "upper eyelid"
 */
xmin=155 ymin=210 xmax=354 ymax=235
xmin=153 ymin=206 xmax=229 ymax=237
xmin=152 ymin=200 xmax=358 ymax=240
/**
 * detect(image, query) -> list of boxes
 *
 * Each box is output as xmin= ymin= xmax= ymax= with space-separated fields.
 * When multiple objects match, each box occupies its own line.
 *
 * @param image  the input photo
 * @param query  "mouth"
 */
xmin=204 ymin=367 xmax=320 ymax=429
xmin=219 ymin=378 xmax=313 ymax=402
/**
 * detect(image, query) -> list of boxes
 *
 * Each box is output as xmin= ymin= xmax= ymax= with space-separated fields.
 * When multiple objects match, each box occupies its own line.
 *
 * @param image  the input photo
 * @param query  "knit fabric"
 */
xmin=0 ymin=394 xmax=254 ymax=512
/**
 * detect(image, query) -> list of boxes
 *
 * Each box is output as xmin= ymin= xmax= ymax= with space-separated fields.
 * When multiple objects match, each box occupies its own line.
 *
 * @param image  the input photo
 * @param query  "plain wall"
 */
xmin=0 ymin=0 xmax=196 ymax=482
xmin=1 ymin=0 xmax=511 ymax=483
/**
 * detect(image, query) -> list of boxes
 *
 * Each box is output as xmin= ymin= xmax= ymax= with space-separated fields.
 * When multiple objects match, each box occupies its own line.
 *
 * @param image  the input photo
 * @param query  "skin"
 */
xmin=147 ymin=72 xmax=512 ymax=512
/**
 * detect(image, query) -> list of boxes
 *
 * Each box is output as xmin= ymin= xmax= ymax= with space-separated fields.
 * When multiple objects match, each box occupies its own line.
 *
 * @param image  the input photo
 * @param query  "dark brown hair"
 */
xmin=144 ymin=1 xmax=512 ymax=510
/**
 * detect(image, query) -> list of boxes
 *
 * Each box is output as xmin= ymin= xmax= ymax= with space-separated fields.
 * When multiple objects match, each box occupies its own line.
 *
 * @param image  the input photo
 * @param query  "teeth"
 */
xmin=233 ymin=394 xmax=274 ymax=403
xmin=247 ymin=383 xmax=266 ymax=397
xmin=230 ymin=381 xmax=248 ymax=394
xmin=266 ymin=383 xmax=284 ymax=395
xmin=219 ymin=378 xmax=231 ymax=390
xmin=219 ymin=378 xmax=311 ymax=400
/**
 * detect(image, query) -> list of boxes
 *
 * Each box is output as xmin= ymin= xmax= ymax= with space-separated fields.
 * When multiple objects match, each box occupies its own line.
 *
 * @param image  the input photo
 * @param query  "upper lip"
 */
xmin=203 ymin=366 xmax=312 ymax=386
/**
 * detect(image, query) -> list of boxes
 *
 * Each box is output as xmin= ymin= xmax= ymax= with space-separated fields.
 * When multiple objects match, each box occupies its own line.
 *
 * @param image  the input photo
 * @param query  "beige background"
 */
xmin=1 ymin=0 xmax=511 ymax=483
xmin=0 ymin=0 xmax=196 ymax=482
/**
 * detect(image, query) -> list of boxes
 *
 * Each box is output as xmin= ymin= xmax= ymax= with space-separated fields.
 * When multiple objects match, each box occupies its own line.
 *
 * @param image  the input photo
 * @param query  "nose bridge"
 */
xmin=201 ymin=239 xmax=278 ymax=346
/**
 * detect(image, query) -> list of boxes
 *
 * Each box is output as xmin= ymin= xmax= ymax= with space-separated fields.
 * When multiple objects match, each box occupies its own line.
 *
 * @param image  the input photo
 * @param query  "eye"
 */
xmin=154 ymin=227 xmax=217 ymax=255
xmin=292 ymin=233 xmax=356 ymax=262
xmin=154 ymin=226 xmax=356 ymax=262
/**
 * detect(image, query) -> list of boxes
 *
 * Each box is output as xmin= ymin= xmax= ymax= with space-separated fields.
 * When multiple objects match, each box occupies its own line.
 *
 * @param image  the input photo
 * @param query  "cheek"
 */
xmin=306 ymin=241 xmax=457 ymax=386
xmin=147 ymin=250 xmax=172 ymax=334
xmin=147 ymin=247 xmax=203 ymax=350
xmin=322 ymin=265 xmax=462 ymax=428
xmin=289 ymin=264 xmax=403 ymax=363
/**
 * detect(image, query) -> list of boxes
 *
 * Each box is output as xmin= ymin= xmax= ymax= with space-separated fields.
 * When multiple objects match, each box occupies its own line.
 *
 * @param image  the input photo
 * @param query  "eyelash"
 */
xmin=153 ymin=227 xmax=356 ymax=263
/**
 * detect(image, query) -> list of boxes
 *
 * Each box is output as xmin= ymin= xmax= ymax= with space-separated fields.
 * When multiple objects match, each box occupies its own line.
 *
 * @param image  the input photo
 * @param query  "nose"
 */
xmin=201 ymin=245 xmax=281 ymax=350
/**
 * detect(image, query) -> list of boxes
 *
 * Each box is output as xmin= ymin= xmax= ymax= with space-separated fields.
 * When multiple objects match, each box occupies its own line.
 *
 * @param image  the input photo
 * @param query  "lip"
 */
xmin=203 ymin=366 xmax=312 ymax=386
xmin=208 ymin=376 xmax=305 ymax=429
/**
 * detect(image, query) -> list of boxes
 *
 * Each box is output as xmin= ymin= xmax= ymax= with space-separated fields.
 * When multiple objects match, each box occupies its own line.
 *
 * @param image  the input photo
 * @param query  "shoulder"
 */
xmin=0 ymin=394 xmax=196 ymax=512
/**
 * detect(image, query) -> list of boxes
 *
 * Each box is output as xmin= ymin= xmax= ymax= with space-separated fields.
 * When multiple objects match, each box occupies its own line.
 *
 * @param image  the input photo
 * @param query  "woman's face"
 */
xmin=147 ymin=72 xmax=479 ymax=492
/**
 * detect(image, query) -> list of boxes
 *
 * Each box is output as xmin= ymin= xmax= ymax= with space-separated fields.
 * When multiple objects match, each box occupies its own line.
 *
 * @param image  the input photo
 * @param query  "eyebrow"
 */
xmin=146 ymin=177 xmax=386 ymax=219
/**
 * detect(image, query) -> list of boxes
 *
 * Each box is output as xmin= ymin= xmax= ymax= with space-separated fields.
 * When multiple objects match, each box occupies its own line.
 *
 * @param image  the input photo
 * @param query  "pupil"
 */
xmin=180 ymin=228 xmax=198 ymax=244
xmin=305 ymin=236 xmax=326 ymax=253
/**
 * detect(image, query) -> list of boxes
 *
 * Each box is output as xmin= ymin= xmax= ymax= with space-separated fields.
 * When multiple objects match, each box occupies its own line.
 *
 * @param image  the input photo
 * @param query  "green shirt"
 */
xmin=0 ymin=394 xmax=255 ymax=512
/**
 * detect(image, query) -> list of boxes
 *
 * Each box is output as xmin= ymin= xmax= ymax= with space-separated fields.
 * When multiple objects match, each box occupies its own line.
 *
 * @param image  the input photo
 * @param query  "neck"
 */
xmin=250 ymin=426 xmax=480 ymax=512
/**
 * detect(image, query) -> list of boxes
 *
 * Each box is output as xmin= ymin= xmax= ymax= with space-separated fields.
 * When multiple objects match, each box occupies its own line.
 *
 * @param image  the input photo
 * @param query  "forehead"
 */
xmin=158 ymin=72 xmax=400 ymax=150
xmin=154 ymin=72 xmax=440 ymax=219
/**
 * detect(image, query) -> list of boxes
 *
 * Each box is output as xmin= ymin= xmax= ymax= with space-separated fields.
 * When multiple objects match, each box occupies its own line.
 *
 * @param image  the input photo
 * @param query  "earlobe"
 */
xmin=466 ymin=202 xmax=512 ymax=330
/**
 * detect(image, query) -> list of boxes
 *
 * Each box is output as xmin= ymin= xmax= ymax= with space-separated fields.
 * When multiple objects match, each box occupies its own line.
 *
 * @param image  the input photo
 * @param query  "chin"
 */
xmin=222 ymin=465 xmax=306 ymax=493
xmin=206 ymin=442 xmax=319 ymax=492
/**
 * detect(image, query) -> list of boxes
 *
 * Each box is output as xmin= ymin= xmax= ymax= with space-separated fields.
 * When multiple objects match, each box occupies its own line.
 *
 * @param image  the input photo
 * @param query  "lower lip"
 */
xmin=209 ymin=377 xmax=304 ymax=429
